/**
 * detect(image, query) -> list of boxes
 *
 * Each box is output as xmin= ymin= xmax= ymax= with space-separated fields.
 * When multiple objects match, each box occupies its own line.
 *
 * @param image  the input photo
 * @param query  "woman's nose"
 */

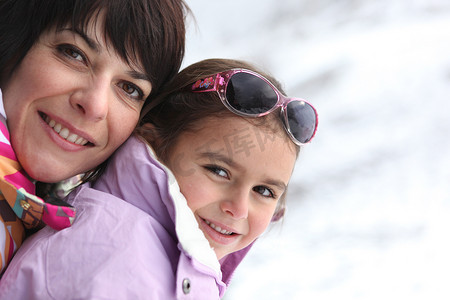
xmin=70 ymin=77 xmax=110 ymax=121
xmin=220 ymin=191 xmax=250 ymax=220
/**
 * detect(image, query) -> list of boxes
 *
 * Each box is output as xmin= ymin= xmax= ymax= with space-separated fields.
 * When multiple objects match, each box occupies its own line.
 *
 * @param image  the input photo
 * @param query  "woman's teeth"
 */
xmin=45 ymin=116 xmax=88 ymax=146
xmin=205 ymin=220 xmax=233 ymax=235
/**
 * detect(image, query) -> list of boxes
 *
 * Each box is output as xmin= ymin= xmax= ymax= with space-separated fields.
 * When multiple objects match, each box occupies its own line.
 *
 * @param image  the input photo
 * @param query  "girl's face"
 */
xmin=1 ymin=16 xmax=152 ymax=182
xmin=167 ymin=116 xmax=297 ymax=260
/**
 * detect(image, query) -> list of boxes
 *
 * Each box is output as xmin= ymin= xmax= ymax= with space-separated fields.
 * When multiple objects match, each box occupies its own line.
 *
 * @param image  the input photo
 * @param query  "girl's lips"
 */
xmin=199 ymin=218 xmax=239 ymax=245
xmin=205 ymin=219 xmax=234 ymax=235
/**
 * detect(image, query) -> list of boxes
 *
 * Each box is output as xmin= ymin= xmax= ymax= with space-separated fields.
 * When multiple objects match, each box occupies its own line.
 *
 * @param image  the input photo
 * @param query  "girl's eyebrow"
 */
xmin=199 ymin=152 xmax=238 ymax=168
xmin=263 ymin=179 xmax=287 ymax=193
xmin=199 ymin=151 xmax=288 ymax=191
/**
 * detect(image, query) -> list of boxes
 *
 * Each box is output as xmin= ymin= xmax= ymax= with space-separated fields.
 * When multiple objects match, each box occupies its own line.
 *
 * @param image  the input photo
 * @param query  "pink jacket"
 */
xmin=0 ymin=136 xmax=251 ymax=299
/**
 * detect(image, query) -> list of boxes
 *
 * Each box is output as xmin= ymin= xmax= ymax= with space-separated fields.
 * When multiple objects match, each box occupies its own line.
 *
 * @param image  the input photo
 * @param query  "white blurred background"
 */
xmin=183 ymin=1 xmax=450 ymax=299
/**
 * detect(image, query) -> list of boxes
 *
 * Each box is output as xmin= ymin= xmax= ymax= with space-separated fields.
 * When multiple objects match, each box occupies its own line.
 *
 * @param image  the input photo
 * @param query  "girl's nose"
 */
xmin=220 ymin=191 xmax=250 ymax=220
xmin=70 ymin=77 xmax=110 ymax=121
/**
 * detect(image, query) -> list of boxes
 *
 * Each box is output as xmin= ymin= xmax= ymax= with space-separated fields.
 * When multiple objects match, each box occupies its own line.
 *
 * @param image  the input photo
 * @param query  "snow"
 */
xmin=183 ymin=1 xmax=450 ymax=299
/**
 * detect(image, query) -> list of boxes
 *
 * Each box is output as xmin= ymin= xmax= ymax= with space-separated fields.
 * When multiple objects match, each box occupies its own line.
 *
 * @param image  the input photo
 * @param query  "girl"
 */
xmin=0 ymin=59 xmax=317 ymax=299
xmin=0 ymin=0 xmax=188 ymax=273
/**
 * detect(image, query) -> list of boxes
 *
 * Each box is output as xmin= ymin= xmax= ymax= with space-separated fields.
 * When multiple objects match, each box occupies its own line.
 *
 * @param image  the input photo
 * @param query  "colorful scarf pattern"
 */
xmin=0 ymin=116 xmax=76 ymax=274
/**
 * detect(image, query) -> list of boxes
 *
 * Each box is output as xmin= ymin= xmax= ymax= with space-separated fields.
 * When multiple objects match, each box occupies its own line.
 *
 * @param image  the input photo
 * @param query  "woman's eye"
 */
xmin=205 ymin=166 xmax=229 ymax=179
xmin=118 ymin=82 xmax=143 ymax=100
xmin=253 ymin=186 xmax=274 ymax=198
xmin=58 ymin=45 xmax=86 ymax=63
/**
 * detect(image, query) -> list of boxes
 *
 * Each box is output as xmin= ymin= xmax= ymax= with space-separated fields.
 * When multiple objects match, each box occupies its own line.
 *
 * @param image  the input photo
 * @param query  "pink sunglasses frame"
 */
xmin=191 ymin=68 xmax=318 ymax=145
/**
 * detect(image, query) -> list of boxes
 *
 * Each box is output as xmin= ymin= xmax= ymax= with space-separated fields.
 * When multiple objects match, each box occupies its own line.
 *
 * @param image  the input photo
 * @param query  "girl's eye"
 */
xmin=205 ymin=165 xmax=229 ymax=179
xmin=58 ymin=44 xmax=86 ymax=63
xmin=253 ymin=186 xmax=275 ymax=198
xmin=118 ymin=82 xmax=144 ymax=100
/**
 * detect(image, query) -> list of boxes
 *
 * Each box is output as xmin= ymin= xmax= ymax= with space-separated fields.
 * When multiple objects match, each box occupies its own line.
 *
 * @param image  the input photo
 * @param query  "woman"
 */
xmin=0 ymin=0 xmax=188 ymax=273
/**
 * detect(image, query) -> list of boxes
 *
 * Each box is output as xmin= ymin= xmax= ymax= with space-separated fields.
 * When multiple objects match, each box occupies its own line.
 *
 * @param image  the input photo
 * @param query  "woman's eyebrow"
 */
xmin=127 ymin=70 xmax=150 ymax=82
xmin=69 ymin=28 xmax=100 ymax=52
xmin=60 ymin=28 xmax=149 ymax=82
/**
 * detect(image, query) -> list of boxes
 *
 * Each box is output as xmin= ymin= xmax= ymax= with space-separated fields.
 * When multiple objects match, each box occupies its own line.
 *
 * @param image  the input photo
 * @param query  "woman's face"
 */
xmin=1 ymin=17 xmax=152 ymax=182
xmin=167 ymin=116 xmax=297 ymax=260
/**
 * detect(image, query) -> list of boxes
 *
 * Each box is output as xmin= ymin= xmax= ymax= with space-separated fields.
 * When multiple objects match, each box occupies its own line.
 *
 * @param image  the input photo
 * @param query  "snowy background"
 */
xmin=183 ymin=1 xmax=450 ymax=299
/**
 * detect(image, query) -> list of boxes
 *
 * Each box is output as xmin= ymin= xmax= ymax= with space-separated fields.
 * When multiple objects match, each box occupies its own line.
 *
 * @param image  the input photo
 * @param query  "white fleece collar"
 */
xmin=142 ymin=139 xmax=221 ymax=275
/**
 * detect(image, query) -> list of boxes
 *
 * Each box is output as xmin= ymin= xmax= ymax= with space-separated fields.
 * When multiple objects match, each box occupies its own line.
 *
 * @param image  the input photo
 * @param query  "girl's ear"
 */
xmin=138 ymin=123 xmax=162 ymax=148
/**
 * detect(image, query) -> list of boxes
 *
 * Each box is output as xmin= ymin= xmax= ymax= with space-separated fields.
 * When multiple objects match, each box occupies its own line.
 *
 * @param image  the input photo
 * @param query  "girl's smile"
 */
xmin=199 ymin=217 xmax=240 ymax=245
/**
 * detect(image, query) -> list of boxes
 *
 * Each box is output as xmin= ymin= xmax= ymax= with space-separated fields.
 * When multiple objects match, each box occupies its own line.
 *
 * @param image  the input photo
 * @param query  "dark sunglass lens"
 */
xmin=226 ymin=72 xmax=278 ymax=115
xmin=286 ymin=101 xmax=317 ymax=144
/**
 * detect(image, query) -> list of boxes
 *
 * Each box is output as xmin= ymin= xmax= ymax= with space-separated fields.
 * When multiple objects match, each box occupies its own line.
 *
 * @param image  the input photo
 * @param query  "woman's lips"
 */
xmin=40 ymin=112 xmax=94 ymax=146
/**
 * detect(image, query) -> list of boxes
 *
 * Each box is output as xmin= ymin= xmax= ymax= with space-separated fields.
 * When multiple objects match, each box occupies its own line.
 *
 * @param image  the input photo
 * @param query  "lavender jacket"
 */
xmin=0 ymin=136 xmax=252 ymax=299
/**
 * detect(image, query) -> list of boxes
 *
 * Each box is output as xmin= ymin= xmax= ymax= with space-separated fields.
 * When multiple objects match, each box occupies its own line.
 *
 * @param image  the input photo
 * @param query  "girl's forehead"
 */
xmin=185 ymin=116 xmax=296 ymax=159
xmin=232 ymin=114 xmax=297 ymax=152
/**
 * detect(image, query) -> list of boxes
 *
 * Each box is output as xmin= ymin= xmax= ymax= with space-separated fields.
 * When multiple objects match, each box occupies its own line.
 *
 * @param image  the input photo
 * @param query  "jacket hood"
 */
xmin=93 ymin=135 xmax=222 ymax=275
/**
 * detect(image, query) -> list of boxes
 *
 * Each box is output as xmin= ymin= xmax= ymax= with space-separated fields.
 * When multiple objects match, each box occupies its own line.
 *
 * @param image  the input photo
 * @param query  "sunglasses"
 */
xmin=191 ymin=69 xmax=318 ymax=145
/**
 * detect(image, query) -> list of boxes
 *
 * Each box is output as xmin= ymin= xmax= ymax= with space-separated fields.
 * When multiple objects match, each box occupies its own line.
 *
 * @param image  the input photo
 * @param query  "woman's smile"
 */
xmin=40 ymin=112 xmax=92 ymax=146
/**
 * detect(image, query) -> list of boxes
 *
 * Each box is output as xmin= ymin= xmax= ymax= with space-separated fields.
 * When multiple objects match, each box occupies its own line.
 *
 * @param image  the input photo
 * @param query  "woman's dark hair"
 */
xmin=138 ymin=58 xmax=300 ymax=221
xmin=0 ymin=0 xmax=188 ymax=100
